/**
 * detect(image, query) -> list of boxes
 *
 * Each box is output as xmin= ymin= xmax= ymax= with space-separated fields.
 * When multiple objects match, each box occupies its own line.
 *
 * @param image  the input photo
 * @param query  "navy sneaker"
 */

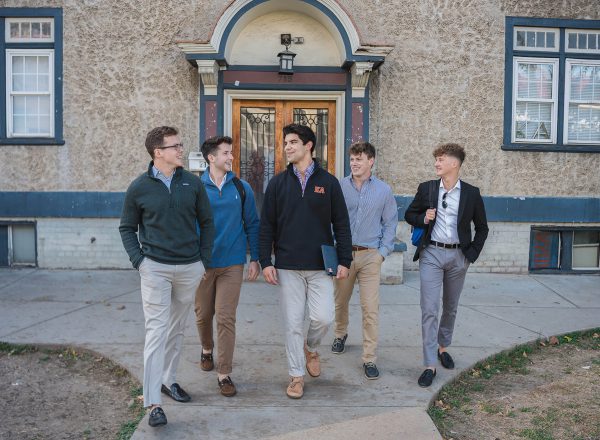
xmin=331 ymin=334 xmax=347 ymax=354
xmin=363 ymin=362 xmax=380 ymax=380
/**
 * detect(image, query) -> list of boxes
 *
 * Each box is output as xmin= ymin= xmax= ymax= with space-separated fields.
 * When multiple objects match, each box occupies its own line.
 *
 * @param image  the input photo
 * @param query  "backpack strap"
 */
xmin=232 ymin=176 xmax=246 ymax=217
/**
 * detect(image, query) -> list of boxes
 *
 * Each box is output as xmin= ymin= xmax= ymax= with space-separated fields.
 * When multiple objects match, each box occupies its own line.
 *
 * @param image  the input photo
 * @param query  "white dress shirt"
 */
xmin=431 ymin=179 xmax=461 ymax=244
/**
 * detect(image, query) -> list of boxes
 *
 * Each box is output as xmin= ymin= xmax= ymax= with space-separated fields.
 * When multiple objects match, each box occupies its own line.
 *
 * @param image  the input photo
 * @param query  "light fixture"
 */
xmin=278 ymin=33 xmax=296 ymax=75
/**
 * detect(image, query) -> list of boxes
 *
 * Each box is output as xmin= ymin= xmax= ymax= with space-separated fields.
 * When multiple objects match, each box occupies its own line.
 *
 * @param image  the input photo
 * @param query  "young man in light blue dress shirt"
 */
xmin=331 ymin=141 xmax=398 ymax=379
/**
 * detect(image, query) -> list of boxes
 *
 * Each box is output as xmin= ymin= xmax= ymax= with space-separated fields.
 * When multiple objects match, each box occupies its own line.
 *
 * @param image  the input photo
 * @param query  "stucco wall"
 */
xmin=1 ymin=0 xmax=599 ymax=198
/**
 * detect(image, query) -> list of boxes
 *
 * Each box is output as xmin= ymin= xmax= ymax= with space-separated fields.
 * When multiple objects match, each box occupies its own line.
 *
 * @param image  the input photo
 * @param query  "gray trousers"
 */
xmin=139 ymin=258 xmax=205 ymax=407
xmin=278 ymin=269 xmax=335 ymax=377
xmin=419 ymin=246 xmax=470 ymax=367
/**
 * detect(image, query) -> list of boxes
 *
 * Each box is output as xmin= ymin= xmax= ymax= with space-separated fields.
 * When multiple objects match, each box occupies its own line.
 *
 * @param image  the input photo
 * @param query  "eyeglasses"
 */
xmin=155 ymin=143 xmax=184 ymax=151
xmin=442 ymin=192 xmax=448 ymax=209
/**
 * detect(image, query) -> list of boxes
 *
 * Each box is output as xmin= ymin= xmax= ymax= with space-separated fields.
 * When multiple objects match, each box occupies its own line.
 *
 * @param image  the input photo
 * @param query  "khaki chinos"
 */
xmin=334 ymin=248 xmax=383 ymax=363
xmin=194 ymin=264 xmax=244 ymax=375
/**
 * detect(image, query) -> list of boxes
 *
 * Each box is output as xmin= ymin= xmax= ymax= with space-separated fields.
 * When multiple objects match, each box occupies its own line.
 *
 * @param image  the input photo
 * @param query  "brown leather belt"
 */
xmin=430 ymin=240 xmax=461 ymax=249
xmin=352 ymin=245 xmax=370 ymax=251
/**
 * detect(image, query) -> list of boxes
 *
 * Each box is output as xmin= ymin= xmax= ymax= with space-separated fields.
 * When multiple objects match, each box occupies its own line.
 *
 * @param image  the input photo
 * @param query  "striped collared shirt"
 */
xmin=340 ymin=174 xmax=398 ymax=258
xmin=293 ymin=160 xmax=316 ymax=196
xmin=152 ymin=165 xmax=174 ymax=191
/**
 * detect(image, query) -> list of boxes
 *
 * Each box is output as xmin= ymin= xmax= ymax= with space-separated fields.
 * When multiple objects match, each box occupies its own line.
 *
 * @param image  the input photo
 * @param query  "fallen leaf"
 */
xmin=539 ymin=341 xmax=546 ymax=347
xmin=522 ymin=351 xmax=528 ymax=358
xmin=582 ymin=366 xmax=591 ymax=370
xmin=549 ymin=336 xmax=559 ymax=345
xmin=435 ymin=400 xmax=445 ymax=408
xmin=592 ymin=333 xmax=599 ymax=339
xmin=471 ymin=369 xmax=481 ymax=377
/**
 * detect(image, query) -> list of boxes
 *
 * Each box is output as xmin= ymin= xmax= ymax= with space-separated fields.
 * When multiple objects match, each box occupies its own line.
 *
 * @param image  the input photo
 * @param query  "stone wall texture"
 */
xmin=1 ymin=0 xmax=599 ymax=198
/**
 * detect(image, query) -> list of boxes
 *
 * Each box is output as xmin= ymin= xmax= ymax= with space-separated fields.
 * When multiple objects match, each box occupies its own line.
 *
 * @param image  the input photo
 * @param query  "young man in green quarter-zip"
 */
xmin=119 ymin=126 xmax=215 ymax=428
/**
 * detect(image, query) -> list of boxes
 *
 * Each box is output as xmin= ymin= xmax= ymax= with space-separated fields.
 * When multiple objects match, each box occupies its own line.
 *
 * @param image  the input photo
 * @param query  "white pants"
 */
xmin=139 ymin=258 xmax=205 ymax=407
xmin=278 ymin=269 xmax=334 ymax=377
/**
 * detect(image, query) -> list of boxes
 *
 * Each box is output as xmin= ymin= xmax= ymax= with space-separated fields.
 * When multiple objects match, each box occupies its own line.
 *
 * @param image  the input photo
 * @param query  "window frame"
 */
xmin=513 ymin=26 xmax=560 ymax=52
xmin=504 ymin=17 xmax=600 ymax=153
xmin=6 ymin=48 xmax=55 ymax=138
xmin=0 ymin=8 xmax=63 ymax=145
xmin=563 ymin=58 xmax=600 ymax=145
xmin=565 ymin=29 xmax=600 ymax=54
xmin=529 ymin=226 xmax=600 ymax=273
xmin=511 ymin=57 xmax=559 ymax=144
xmin=5 ymin=17 xmax=54 ymax=43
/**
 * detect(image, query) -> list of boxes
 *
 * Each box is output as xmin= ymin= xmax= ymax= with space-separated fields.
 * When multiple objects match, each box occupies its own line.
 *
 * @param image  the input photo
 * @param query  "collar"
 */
xmin=440 ymin=178 xmax=461 ymax=192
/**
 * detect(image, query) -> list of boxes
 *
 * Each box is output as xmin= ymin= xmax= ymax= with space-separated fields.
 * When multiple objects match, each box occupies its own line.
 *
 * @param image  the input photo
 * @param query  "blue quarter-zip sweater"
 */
xmin=201 ymin=169 xmax=260 ymax=268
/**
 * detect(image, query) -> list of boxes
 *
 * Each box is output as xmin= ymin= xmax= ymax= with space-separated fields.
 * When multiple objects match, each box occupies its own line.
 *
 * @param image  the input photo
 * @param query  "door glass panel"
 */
xmin=293 ymin=108 xmax=329 ymax=170
xmin=239 ymin=107 xmax=276 ymax=213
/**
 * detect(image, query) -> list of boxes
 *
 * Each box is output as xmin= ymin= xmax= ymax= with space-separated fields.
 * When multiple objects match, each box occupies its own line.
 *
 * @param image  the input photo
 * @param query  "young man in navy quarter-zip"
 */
xmin=119 ymin=126 xmax=215 ymax=427
xmin=405 ymin=143 xmax=488 ymax=388
xmin=259 ymin=123 xmax=352 ymax=399
xmin=194 ymin=135 xmax=260 ymax=397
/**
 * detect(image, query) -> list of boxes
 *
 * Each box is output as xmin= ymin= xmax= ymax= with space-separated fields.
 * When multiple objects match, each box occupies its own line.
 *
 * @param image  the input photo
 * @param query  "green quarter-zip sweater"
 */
xmin=119 ymin=161 xmax=215 ymax=269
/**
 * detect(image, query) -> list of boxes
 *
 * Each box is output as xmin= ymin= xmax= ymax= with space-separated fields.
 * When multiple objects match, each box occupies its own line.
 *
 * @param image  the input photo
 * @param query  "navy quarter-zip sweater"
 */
xmin=119 ymin=161 xmax=215 ymax=269
xmin=259 ymin=160 xmax=352 ymax=270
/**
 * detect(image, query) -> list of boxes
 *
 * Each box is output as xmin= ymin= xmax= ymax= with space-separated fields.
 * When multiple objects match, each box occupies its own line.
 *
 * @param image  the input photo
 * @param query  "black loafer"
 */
xmin=418 ymin=369 xmax=436 ymax=387
xmin=148 ymin=406 xmax=167 ymax=427
xmin=331 ymin=334 xmax=347 ymax=354
xmin=363 ymin=362 xmax=380 ymax=380
xmin=161 ymin=383 xmax=191 ymax=402
xmin=438 ymin=350 xmax=455 ymax=369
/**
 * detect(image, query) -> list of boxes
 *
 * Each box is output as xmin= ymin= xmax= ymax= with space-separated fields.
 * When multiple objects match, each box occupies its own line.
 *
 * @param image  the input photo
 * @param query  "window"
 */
xmin=0 ymin=8 xmax=63 ymax=145
xmin=0 ymin=223 xmax=36 ymax=267
xmin=529 ymin=226 xmax=600 ymax=273
xmin=504 ymin=18 xmax=600 ymax=152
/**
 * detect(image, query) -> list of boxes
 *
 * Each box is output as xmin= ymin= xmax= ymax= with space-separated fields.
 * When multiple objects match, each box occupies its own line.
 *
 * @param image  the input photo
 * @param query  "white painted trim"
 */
xmin=6 ymin=49 xmax=55 ymax=138
xmin=511 ymin=57 xmax=559 ymax=144
xmin=563 ymin=58 xmax=600 ymax=145
xmin=565 ymin=30 xmax=600 ymax=54
xmin=5 ymin=17 xmax=54 ymax=43
xmin=513 ymin=26 xmax=559 ymax=52
xmin=223 ymin=89 xmax=345 ymax=178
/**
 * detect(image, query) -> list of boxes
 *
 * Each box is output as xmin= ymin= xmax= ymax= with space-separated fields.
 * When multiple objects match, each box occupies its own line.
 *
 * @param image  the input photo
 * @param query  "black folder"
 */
xmin=321 ymin=244 xmax=338 ymax=276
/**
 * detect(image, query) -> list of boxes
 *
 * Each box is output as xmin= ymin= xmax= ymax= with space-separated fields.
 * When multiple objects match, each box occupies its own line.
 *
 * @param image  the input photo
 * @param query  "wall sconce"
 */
xmin=278 ymin=33 xmax=296 ymax=75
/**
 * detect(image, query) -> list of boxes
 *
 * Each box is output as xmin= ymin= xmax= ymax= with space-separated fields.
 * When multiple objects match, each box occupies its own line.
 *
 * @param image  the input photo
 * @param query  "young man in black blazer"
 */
xmin=405 ymin=143 xmax=488 ymax=387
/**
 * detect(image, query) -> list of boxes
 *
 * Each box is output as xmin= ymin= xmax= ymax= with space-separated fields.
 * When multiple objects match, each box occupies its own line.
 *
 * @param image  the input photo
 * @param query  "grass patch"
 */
xmin=116 ymin=385 xmax=145 ymax=440
xmin=429 ymin=328 xmax=600 ymax=440
xmin=0 ymin=342 xmax=37 ymax=355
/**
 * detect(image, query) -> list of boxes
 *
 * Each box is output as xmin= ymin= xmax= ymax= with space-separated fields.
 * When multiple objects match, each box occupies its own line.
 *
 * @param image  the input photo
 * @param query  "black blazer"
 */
xmin=404 ymin=179 xmax=488 ymax=263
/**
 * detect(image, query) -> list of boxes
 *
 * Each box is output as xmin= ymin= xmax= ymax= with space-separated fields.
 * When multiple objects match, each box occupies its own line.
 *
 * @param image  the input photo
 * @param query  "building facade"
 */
xmin=1 ymin=0 xmax=599 ymax=275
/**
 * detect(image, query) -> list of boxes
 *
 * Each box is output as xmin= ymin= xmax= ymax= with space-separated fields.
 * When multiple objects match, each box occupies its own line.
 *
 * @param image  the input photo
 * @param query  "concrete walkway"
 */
xmin=0 ymin=269 xmax=598 ymax=439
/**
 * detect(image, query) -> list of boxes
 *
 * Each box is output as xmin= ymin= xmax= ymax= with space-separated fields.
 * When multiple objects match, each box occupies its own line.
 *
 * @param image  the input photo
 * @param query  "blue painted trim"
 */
xmin=222 ymin=83 xmax=346 ymax=91
xmin=504 ymin=16 xmax=600 ymax=152
xmin=1 ymin=8 xmax=64 ymax=145
xmin=502 ymin=144 xmax=600 ymax=152
xmin=199 ymin=80 xmax=205 ymax=144
xmin=0 ymin=192 xmax=126 ymax=218
xmin=217 ymin=70 xmax=224 ymax=134
xmin=507 ymin=16 xmax=600 ymax=29
xmin=364 ymin=83 xmax=370 ymax=141
xmin=1 ymin=192 xmax=600 ymax=222
xmin=226 ymin=65 xmax=347 ymax=73
xmin=396 ymin=195 xmax=600 ymax=222
xmin=344 ymin=71 xmax=352 ymax=176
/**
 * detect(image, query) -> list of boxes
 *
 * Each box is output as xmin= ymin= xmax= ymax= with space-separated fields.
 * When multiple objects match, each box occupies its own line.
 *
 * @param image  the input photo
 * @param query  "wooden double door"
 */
xmin=232 ymin=99 xmax=336 ymax=211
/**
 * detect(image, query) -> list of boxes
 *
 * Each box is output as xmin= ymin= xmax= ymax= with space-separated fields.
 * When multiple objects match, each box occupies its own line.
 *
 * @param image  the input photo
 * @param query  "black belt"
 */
xmin=430 ymin=240 xmax=461 ymax=249
xmin=352 ymin=245 xmax=370 ymax=251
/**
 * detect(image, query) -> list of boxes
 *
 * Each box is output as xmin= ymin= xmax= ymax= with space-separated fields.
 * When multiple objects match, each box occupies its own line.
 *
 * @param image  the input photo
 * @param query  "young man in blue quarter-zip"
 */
xmin=260 ymin=124 xmax=352 ymax=399
xmin=119 ymin=126 xmax=215 ymax=427
xmin=194 ymin=136 xmax=260 ymax=397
